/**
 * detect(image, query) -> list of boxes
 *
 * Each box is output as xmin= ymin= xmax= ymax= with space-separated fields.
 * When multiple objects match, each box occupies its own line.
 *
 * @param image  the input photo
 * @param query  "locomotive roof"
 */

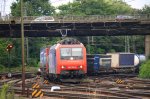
xmin=58 ymin=38 xmax=81 ymax=45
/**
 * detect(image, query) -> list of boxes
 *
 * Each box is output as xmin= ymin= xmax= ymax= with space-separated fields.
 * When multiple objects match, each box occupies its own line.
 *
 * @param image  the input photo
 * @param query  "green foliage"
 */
xmin=97 ymin=48 xmax=105 ymax=54
xmin=0 ymin=84 xmax=14 ymax=99
xmin=58 ymin=0 xmax=133 ymax=15
xmin=139 ymin=60 xmax=150 ymax=79
xmin=28 ymin=58 xmax=38 ymax=67
xmin=0 ymin=39 xmax=12 ymax=66
xmin=0 ymin=65 xmax=38 ymax=73
xmin=141 ymin=5 xmax=150 ymax=14
xmin=0 ymin=0 xmax=144 ymax=69
xmin=57 ymin=0 xmax=137 ymax=54
xmin=11 ymin=0 xmax=55 ymax=16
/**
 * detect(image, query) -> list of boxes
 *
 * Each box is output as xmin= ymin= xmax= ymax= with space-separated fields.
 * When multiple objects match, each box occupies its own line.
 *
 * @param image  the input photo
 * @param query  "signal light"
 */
xmin=6 ymin=44 xmax=13 ymax=52
xmin=78 ymin=65 xmax=83 ymax=69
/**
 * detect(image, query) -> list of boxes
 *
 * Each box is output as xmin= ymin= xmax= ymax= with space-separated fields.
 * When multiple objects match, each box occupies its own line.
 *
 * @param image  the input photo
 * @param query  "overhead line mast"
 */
xmin=21 ymin=0 xmax=25 ymax=95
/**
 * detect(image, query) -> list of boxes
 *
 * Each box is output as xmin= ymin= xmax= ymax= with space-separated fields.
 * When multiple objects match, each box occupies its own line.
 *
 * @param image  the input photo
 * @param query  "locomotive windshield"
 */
xmin=60 ymin=48 xmax=83 ymax=60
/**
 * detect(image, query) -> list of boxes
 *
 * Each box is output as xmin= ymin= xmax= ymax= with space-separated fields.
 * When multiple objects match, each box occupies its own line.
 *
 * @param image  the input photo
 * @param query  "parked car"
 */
xmin=116 ymin=15 xmax=137 ymax=21
xmin=31 ymin=16 xmax=55 ymax=23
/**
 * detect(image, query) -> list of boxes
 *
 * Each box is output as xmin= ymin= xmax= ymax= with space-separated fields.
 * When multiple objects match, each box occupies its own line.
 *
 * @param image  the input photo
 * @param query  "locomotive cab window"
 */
xmin=60 ymin=48 xmax=83 ymax=60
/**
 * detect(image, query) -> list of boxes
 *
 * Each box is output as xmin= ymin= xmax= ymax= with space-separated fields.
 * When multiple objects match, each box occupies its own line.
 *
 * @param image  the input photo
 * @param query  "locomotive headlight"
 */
xmin=70 ymin=57 xmax=73 ymax=60
xmin=79 ymin=65 xmax=83 ymax=69
xmin=38 ymin=68 xmax=41 ymax=72
xmin=61 ymin=66 xmax=66 ymax=69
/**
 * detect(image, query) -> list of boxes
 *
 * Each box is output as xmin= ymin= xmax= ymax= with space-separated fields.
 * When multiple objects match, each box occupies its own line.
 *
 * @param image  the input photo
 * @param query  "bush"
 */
xmin=27 ymin=58 xmax=38 ymax=67
xmin=0 ymin=65 xmax=8 ymax=73
xmin=139 ymin=59 xmax=150 ymax=79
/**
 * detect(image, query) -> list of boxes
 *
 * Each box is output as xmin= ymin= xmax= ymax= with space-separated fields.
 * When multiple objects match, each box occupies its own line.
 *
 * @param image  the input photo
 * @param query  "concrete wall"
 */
xmin=145 ymin=35 xmax=150 ymax=59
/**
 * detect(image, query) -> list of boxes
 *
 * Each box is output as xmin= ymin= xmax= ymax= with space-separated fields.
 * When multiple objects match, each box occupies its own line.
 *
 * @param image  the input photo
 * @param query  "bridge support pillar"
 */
xmin=145 ymin=35 xmax=150 ymax=59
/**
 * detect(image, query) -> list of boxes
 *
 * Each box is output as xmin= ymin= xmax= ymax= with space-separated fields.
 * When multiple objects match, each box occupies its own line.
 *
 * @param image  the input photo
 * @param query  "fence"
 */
xmin=0 ymin=14 xmax=150 ymax=23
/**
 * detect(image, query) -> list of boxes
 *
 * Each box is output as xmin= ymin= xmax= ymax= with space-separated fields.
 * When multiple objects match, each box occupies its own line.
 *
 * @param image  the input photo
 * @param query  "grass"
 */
xmin=0 ymin=65 xmax=38 ymax=73
xmin=139 ymin=59 xmax=150 ymax=79
xmin=0 ymin=84 xmax=14 ymax=99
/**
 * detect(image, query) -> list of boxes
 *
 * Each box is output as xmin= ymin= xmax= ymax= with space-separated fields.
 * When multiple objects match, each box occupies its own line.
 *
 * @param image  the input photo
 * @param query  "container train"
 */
xmin=40 ymin=38 xmax=87 ymax=82
xmin=87 ymin=53 xmax=145 ymax=75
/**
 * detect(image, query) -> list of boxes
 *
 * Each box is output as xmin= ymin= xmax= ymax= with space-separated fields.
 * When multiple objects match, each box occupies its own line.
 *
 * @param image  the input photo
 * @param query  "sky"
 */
xmin=0 ymin=0 xmax=150 ymax=16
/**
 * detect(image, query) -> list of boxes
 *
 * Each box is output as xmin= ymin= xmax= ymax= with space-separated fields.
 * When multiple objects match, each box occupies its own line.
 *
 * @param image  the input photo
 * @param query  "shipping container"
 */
xmin=136 ymin=54 xmax=146 ymax=63
xmin=119 ymin=54 xmax=134 ymax=66
xmin=106 ymin=53 xmax=119 ymax=68
xmin=87 ymin=58 xmax=94 ymax=75
xmin=94 ymin=55 xmax=100 ymax=72
xmin=107 ymin=53 xmax=139 ymax=68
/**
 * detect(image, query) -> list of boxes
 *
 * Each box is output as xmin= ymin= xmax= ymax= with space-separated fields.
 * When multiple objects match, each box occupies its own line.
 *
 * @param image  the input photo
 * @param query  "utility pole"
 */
xmin=125 ymin=36 xmax=130 ymax=52
xmin=127 ymin=36 xmax=130 ymax=52
xmin=24 ymin=2 xmax=29 ymax=64
xmin=24 ymin=37 xmax=29 ymax=64
xmin=21 ymin=0 xmax=25 ymax=95
xmin=87 ymin=36 xmax=90 ymax=54
xmin=92 ymin=36 xmax=94 ymax=45
xmin=132 ymin=36 xmax=136 ymax=53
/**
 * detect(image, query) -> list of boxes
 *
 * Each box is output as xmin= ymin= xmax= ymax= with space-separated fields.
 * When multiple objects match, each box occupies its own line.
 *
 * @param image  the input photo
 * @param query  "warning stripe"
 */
xmin=36 ymin=85 xmax=40 ymax=89
xmin=32 ymin=83 xmax=38 ymax=89
xmin=116 ymin=79 xmax=124 ymax=84
xmin=35 ymin=90 xmax=42 ymax=97
xmin=32 ymin=89 xmax=37 ymax=96
xmin=32 ymin=89 xmax=43 ymax=98
xmin=43 ymin=80 xmax=47 ymax=83
xmin=43 ymin=80 xmax=49 ymax=84
xmin=32 ymin=84 xmax=40 ymax=89
xmin=40 ymin=93 xmax=44 ymax=97
xmin=32 ymin=83 xmax=43 ymax=98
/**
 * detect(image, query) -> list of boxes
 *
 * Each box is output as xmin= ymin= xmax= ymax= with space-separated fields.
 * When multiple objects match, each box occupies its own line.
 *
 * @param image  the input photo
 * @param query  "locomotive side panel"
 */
xmin=45 ymin=48 xmax=49 ymax=73
xmin=83 ymin=46 xmax=87 ymax=73
xmin=40 ymin=49 xmax=45 ymax=68
xmin=49 ymin=45 xmax=57 ymax=74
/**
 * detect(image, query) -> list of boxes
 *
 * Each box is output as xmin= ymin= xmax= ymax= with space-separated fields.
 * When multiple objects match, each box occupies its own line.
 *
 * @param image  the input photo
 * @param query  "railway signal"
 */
xmin=6 ymin=44 xmax=13 ymax=52
xmin=6 ymin=44 xmax=13 ymax=78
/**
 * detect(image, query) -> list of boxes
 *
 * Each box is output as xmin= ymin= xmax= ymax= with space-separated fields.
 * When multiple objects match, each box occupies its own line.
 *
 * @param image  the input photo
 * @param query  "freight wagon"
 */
xmin=87 ymin=53 xmax=142 ymax=75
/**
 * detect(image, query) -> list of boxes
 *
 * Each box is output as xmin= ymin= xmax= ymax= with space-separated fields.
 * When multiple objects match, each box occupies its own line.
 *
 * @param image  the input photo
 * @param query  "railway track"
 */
xmin=0 ymin=73 xmax=150 ymax=99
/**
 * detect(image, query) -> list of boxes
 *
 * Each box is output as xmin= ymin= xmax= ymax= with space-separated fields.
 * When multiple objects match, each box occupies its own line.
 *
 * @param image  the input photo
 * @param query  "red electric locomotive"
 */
xmin=40 ymin=38 xmax=87 ymax=82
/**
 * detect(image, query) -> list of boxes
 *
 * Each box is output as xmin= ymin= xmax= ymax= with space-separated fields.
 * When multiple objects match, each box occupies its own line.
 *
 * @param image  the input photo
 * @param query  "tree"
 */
xmin=141 ymin=5 xmax=150 ymax=14
xmin=58 ymin=0 xmax=133 ymax=15
xmin=57 ymin=0 xmax=136 ymax=54
xmin=11 ymin=0 xmax=55 ymax=16
xmin=9 ymin=0 xmax=58 ymax=67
